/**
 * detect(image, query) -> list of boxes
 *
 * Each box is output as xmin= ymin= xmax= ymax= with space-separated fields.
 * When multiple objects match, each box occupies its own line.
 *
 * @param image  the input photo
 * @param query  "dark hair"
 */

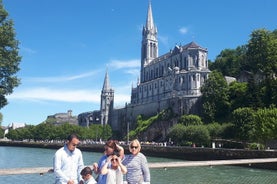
xmin=80 ymin=166 xmax=92 ymax=176
xmin=105 ymin=140 xmax=117 ymax=150
xmin=67 ymin=134 xmax=79 ymax=141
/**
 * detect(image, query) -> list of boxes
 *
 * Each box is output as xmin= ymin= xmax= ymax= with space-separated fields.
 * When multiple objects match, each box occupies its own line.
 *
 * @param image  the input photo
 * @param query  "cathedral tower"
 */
xmin=140 ymin=1 xmax=158 ymax=83
xmin=100 ymin=70 xmax=114 ymax=125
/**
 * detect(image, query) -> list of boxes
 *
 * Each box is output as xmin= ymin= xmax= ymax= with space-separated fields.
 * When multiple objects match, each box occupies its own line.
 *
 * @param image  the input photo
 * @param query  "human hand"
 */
xmin=67 ymin=179 xmax=74 ymax=184
xmin=117 ymin=156 xmax=122 ymax=163
xmin=107 ymin=155 xmax=113 ymax=163
xmin=92 ymin=162 xmax=98 ymax=173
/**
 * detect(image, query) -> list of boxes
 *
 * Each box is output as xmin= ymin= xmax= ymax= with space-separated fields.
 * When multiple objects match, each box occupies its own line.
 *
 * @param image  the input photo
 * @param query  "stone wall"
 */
xmin=111 ymin=96 xmax=201 ymax=139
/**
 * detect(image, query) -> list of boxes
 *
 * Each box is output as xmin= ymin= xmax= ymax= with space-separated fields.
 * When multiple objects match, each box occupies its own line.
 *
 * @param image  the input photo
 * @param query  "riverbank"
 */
xmin=1 ymin=140 xmax=276 ymax=170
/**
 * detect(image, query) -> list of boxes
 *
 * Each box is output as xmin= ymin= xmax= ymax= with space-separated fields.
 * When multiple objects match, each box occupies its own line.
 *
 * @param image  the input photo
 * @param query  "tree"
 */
xmin=210 ymin=46 xmax=246 ymax=77
xmin=179 ymin=114 xmax=203 ymax=126
xmin=0 ymin=112 xmax=2 ymax=126
xmin=201 ymin=71 xmax=230 ymax=123
xmin=0 ymin=1 xmax=21 ymax=109
xmin=228 ymin=81 xmax=248 ymax=111
xmin=232 ymin=107 xmax=255 ymax=141
xmin=245 ymin=29 xmax=277 ymax=78
xmin=254 ymin=107 xmax=277 ymax=144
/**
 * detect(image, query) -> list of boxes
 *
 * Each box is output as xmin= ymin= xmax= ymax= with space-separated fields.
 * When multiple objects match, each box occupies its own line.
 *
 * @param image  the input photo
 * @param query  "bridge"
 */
xmin=0 ymin=158 xmax=277 ymax=176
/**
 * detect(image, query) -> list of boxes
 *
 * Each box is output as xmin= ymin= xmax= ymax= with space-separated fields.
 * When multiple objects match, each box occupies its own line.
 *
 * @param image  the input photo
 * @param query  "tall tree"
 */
xmin=245 ymin=29 xmax=277 ymax=77
xmin=0 ymin=0 xmax=21 ymax=109
xmin=210 ymin=46 xmax=246 ymax=77
xmin=200 ymin=71 xmax=230 ymax=123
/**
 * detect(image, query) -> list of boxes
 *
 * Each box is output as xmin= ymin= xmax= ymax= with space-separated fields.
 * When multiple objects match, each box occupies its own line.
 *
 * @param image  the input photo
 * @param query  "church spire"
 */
xmin=140 ymin=1 xmax=158 ymax=82
xmin=102 ymin=69 xmax=111 ymax=91
xmin=100 ymin=69 xmax=114 ymax=126
xmin=146 ymin=1 xmax=154 ymax=31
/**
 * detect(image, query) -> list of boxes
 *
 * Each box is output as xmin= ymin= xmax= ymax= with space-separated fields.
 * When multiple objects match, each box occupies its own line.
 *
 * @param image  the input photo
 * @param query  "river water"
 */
xmin=0 ymin=146 xmax=276 ymax=184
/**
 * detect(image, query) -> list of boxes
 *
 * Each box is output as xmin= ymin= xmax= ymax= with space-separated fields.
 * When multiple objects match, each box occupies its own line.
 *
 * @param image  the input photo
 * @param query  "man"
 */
xmin=54 ymin=134 xmax=84 ymax=184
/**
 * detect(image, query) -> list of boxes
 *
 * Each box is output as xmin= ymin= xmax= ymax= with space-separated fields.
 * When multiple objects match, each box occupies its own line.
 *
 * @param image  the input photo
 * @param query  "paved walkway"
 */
xmin=0 ymin=158 xmax=277 ymax=176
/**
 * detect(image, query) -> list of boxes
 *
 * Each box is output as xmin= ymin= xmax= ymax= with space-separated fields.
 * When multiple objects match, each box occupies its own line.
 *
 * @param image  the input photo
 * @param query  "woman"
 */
xmin=93 ymin=140 xmax=124 ymax=184
xmin=122 ymin=139 xmax=150 ymax=184
xmin=100 ymin=154 xmax=127 ymax=184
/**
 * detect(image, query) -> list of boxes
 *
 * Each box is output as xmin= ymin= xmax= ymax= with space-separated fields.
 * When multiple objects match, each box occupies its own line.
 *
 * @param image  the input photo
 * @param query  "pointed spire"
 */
xmin=146 ymin=1 xmax=154 ymax=30
xmin=102 ymin=69 xmax=111 ymax=91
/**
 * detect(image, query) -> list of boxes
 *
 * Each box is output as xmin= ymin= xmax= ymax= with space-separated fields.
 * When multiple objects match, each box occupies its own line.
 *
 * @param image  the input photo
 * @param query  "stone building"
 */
xmin=78 ymin=2 xmax=210 ymax=138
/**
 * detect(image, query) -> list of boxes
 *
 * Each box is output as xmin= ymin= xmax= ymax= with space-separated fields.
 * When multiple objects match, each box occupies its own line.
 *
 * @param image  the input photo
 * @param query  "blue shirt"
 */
xmin=96 ymin=155 xmax=110 ymax=184
xmin=53 ymin=145 xmax=84 ymax=184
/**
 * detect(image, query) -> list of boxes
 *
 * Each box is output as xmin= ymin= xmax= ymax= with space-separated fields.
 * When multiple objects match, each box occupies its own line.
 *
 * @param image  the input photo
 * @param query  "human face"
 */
xmin=82 ymin=174 xmax=90 ymax=181
xmin=104 ymin=146 xmax=114 ymax=156
xmin=130 ymin=144 xmax=140 ymax=155
xmin=67 ymin=137 xmax=79 ymax=152
xmin=111 ymin=156 xmax=118 ymax=166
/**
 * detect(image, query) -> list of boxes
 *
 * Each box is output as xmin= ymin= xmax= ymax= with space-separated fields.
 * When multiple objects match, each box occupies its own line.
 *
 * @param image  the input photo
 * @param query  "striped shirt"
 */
xmin=122 ymin=152 xmax=150 ymax=184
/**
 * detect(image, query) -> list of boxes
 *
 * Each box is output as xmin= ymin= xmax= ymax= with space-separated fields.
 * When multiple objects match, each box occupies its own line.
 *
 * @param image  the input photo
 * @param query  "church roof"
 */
xmin=182 ymin=41 xmax=205 ymax=50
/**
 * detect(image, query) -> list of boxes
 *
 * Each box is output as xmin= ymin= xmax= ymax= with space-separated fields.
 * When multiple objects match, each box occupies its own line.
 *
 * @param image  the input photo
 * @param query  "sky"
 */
xmin=1 ymin=0 xmax=277 ymax=126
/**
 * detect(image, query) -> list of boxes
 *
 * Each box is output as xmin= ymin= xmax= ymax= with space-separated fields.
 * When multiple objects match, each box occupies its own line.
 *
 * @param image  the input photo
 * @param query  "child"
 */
xmin=80 ymin=166 xmax=97 ymax=184
xmin=100 ymin=154 xmax=127 ymax=184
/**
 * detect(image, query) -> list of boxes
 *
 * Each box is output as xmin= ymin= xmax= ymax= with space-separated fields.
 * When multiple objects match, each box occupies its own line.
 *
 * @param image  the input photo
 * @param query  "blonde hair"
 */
xmin=129 ymin=139 xmax=141 ymax=152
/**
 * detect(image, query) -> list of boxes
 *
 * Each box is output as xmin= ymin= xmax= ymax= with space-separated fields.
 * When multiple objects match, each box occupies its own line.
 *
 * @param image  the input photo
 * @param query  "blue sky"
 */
xmin=1 ymin=0 xmax=276 ymax=126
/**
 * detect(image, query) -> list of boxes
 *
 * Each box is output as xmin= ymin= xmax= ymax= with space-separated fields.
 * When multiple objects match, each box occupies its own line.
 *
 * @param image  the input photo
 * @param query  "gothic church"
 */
xmin=78 ymin=2 xmax=210 ymax=136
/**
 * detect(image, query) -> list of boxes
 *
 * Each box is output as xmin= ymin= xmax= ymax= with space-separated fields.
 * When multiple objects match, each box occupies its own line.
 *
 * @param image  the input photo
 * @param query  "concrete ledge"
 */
xmin=1 ymin=158 xmax=277 ymax=176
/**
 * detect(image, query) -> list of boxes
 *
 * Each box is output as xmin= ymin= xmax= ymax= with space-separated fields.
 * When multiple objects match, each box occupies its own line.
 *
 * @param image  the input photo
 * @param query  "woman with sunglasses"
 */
xmin=100 ymin=154 xmax=127 ymax=184
xmin=93 ymin=140 xmax=124 ymax=184
xmin=122 ymin=139 xmax=150 ymax=184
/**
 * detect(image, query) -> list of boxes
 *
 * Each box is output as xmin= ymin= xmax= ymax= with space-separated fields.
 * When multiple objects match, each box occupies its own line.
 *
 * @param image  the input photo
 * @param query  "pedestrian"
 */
xmin=80 ymin=166 xmax=97 ymax=184
xmin=53 ymin=133 xmax=84 ymax=184
xmin=122 ymin=139 xmax=150 ymax=184
xmin=93 ymin=140 xmax=124 ymax=184
xmin=100 ymin=153 xmax=127 ymax=184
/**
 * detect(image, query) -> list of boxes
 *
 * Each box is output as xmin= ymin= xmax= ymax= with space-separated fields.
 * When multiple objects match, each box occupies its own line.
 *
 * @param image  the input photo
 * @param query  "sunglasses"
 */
xmin=111 ymin=158 xmax=118 ymax=162
xmin=131 ymin=146 xmax=138 ymax=149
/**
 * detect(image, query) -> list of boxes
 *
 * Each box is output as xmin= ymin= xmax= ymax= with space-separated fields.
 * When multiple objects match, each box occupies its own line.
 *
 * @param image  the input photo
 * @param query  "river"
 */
xmin=0 ymin=146 xmax=276 ymax=184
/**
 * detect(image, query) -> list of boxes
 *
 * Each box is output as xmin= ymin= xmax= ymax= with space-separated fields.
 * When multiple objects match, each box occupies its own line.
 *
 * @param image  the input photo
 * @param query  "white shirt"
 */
xmin=53 ymin=145 xmax=84 ymax=184
xmin=106 ymin=167 xmax=124 ymax=184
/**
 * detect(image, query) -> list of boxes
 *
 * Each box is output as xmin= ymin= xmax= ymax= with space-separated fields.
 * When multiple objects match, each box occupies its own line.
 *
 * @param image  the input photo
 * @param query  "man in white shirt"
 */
xmin=53 ymin=134 xmax=84 ymax=184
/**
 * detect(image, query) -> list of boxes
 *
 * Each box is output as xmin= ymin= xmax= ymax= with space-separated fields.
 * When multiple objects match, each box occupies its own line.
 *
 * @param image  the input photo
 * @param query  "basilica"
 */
xmin=78 ymin=2 xmax=210 ymax=135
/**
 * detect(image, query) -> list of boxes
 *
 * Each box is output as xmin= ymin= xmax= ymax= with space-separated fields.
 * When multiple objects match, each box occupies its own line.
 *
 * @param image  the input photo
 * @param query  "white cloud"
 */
xmin=21 ymin=47 xmax=37 ymax=54
xmin=7 ymin=84 xmax=132 ymax=106
xmin=7 ymin=88 xmax=100 ymax=103
xmin=125 ymin=69 xmax=140 ymax=76
xmin=108 ymin=59 xmax=140 ymax=69
xmin=23 ymin=70 xmax=101 ymax=83
xmin=179 ymin=27 xmax=188 ymax=35
xmin=114 ymin=93 xmax=131 ymax=106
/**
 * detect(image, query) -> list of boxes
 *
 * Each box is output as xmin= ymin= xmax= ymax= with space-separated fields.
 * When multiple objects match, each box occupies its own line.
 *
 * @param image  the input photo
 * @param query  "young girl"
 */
xmin=100 ymin=154 xmax=127 ymax=184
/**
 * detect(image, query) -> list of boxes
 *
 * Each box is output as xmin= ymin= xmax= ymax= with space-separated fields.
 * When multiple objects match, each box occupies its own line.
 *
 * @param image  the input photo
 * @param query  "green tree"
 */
xmin=210 ymin=46 xmax=246 ymax=77
xmin=0 ymin=112 xmax=2 ymax=126
xmin=245 ymin=29 xmax=277 ymax=78
xmin=179 ymin=114 xmax=203 ymax=126
xmin=183 ymin=125 xmax=210 ymax=147
xmin=201 ymin=71 xmax=230 ymax=123
xmin=254 ymin=107 xmax=277 ymax=144
xmin=232 ymin=107 xmax=255 ymax=141
xmin=0 ymin=1 xmax=21 ymax=108
xmin=228 ymin=81 xmax=247 ymax=111
xmin=168 ymin=124 xmax=187 ymax=146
